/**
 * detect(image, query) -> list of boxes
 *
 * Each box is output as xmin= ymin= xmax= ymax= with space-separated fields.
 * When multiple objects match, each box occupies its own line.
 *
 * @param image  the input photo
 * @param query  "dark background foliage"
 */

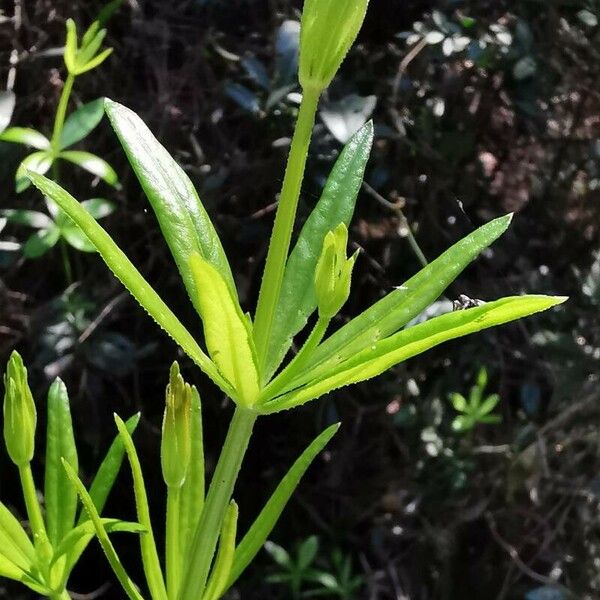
xmin=1 ymin=0 xmax=599 ymax=598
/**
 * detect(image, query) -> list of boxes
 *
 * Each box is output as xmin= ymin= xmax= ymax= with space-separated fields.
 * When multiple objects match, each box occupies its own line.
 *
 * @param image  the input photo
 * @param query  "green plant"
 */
xmin=0 ymin=351 xmax=141 ymax=599
xmin=265 ymin=536 xmax=364 ymax=599
xmin=0 ymin=9 xmax=119 ymax=280
xmin=449 ymin=367 xmax=501 ymax=432
xmin=21 ymin=0 xmax=565 ymax=598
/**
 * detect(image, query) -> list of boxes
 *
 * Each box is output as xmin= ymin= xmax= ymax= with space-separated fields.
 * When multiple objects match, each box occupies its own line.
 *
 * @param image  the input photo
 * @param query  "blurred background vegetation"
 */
xmin=1 ymin=0 xmax=599 ymax=598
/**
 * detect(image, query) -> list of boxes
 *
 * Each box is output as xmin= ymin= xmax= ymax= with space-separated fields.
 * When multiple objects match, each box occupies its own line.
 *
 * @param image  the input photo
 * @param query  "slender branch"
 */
xmin=253 ymin=86 xmax=321 ymax=374
xmin=19 ymin=464 xmax=51 ymax=561
xmin=165 ymin=485 xmax=182 ymax=599
xmin=51 ymin=72 xmax=75 ymax=156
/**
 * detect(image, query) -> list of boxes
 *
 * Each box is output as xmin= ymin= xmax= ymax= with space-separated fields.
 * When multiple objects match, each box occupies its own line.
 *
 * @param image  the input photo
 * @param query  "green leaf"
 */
xmin=27 ymin=173 xmax=234 ymax=397
xmin=62 ymin=460 xmax=145 ymax=600
xmin=114 ymin=415 xmax=168 ymax=600
xmin=228 ymin=423 xmax=339 ymax=587
xmin=179 ymin=387 xmax=204 ymax=558
xmin=202 ymin=501 xmax=238 ymax=600
xmin=449 ymin=393 xmax=467 ymax=413
xmin=81 ymin=198 xmax=116 ymax=219
xmin=264 ymin=296 xmax=566 ymax=412
xmin=52 ymin=518 xmax=145 ymax=568
xmin=77 ymin=47 xmax=113 ymax=74
xmin=16 ymin=151 xmax=52 ymax=192
xmin=60 ymin=98 xmax=105 ymax=149
xmin=297 ymin=535 xmax=319 ymax=570
xmin=65 ymin=415 xmax=140 ymax=576
xmin=104 ymin=98 xmax=236 ymax=313
xmin=0 ymin=501 xmax=36 ymax=572
xmin=0 ymin=127 xmax=50 ymax=150
xmin=1 ymin=209 xmax=53 ymax=229
xmin=45 ymin=378 xmax=79 ymax=547
xmin=0 ymin=551 xmax=48 ymax=595
xmin=267 ymin=214 xmax=515 ymax=399
xmin=23 ymin=226 xmax=60 ymax=258
xmin=263 ymin=541 xmax=290 ymax=568
xmin=190 ymin=253 xmax=260 ymax=407
xmin=478 ymin=393 xmax=500 ymax=416
xmin=77 ymin=29 xmax=107 ymax=68
xmin=60 ymin=150 xmax=119 ymax=187
xmin=60 ymin=223 xmax=96 ymax=252
xmin=64 ymin=19 xmax=78 ymax=73
xmin=264 ymin=122 xmax=374 ymax=380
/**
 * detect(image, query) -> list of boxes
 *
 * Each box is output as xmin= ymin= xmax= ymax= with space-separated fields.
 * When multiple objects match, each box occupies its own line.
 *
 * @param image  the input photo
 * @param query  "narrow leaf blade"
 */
xmin=265 ymin=296 xmax=566 ymax=412
xmin=190 ymin=253 xmax=260 ymax=406
xmin=0 ymin=127 xmax=50 ymax=149
xmin=60 ymin=150 xmax=119 ymax=187
xmin=45 ymin=378 xmax=79 ymax=547
xmin=0 ymin=502 xmax=36 ymax=572
xmin=60 ymin=98 xmax=105 ymax=148
xmin=264 ymin=122 xmax=374 ymax=380
xmin=27 ymin=173 xmax=234 ymax=397
xmin=179 ymin=387 xmax=204 ymax=558
xmin=228 ymin=423 xmax=339 ymax=586
xmin=104 ymin=99 xmax=236 ymax=313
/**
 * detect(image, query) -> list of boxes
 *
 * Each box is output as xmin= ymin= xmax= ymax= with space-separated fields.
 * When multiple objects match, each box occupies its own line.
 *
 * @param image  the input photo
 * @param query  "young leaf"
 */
xmin=272 ymin=214 xmax=515 ymax=393
xmin=16 ymin=151 xmax=52 ymax=192
xmin=264 ymin=122 xmax=374 ymax=380
xmin=104 ymin=99 xmax=236 ymax=312
xmin=203 ymin=501 xmax=239 ymax=600
xmin=45 ymin=378 xmax=79 ymax=547
xmin=60 ymin=98 xmax=105 ymax=149
xmin=1 ymin=209 xmax=53 ymax=229
xmin=0 ymin=127 xmax=50 ymax=150
xmin=114 ymin=415 xmax=168 ymax=600
xmin=179 ymin=387 xmax=205 ymax=558
xmin=190 ymin=253 xmax=260 ymax=407
xmin=27 ymin=173 xmax=235 ymax=398
xmin=227 ymin=423 xmax=339 ymax=587
xmin=77 ymin=47 xmax=113 ymax=74
xmin=449 ymin=393 xmax=467 ymax=413
xmin=479 ymin=393 xmax=500 ymax=416
xmin=62 ymin=460 xmax=145 ymax=600
xmin=263 ymin=296 xmax=566 ymax=412
xmin=60 ymin=150 xmax=119 ymax=187
xmin=81 ymin=198 xmax=115 ymax=219
xmin=64 ymin=19 xmax=78 ymax=73
xmin=0 ymin=502 xmax=36 ymax=572
xmin=23 ymin=226 xmax=60 ymax=258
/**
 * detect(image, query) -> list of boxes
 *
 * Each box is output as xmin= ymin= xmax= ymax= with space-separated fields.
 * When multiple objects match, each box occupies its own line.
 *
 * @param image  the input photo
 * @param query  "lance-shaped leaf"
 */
xmin=60 ymin=98 xmax=105 ymax=149
xmin=114 ymin=415 xmax=168 ymax=600
xmin=190 ymin=253 xmax=260 ymax=407
xmin=62 ymin=460 xmax=145 ymax=600
xmin=45 ymin=378 xmax=79 ymax=547
xmin=60 ymin=150 xmax=119 ymax=187
xmin=263 ymin=296 xmax=566 ymax=412
xmin=104 ymin=99 xmax=236 ymax=314
xmin=179 ymin=387 xmax=205 ymax=558
xmin=203 ymin=500 xmax=238 ymax=600
xmin=0 ymin=502 xmax=36 ymax=572
xmin=265 ymin=214 xmax=514 ymax=400
xmin=227 ymin=423 xmax=338 ymax=587
xmin=264 ymin=122 xmax=373 ymax=381
xmin=27 ymin=173 xmax=235 ymax=398
xmin=16 ymin=151 xmax=52 ymax=193
xmin=0 ymin=127 xmax=50 ymax=150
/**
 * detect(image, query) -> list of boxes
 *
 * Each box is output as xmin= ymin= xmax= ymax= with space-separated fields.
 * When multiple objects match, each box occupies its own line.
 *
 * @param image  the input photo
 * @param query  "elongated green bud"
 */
xmin=3 ymin=351 xmax=37 ymax=467
xmin=299 ymin=0 xmax=369 ymax=92
xmin=63 ymin=18 xmax=113 ymax=76
xmin=161 ymin=362 xmax=192 ymax=488
xmin=314 ymin=223 xmax=358 ymax=319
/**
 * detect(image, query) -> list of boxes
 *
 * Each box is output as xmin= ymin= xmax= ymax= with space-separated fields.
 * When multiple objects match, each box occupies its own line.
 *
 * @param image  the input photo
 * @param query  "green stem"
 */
xmin=18 ymin=464 xmax=51 ymax=560
xmin=253 ymin=85 xmax=321 ymax=374
xmin=178 ymin=407 xmax=257 ymax=600
xmin=51 ymin=72 xmax=75 ymax=156
xmin=59 ymin=239 xmax=73 ymax=285
xmin=261 ymin=317 xmax=329 ymax=402
xmin=166 ymin=485 xmax=182 ymax=600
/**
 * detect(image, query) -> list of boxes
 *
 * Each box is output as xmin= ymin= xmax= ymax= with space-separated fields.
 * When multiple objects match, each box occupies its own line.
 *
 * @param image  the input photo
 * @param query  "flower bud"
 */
xmin=161 ymin=362 xmax=192 ymax=488
xmin=299 ymin=0 xmax=369 ymax=92
xmin=314 ymin=223 xmax=358 ymax=319
xmin=3 ymin=351 xmax=37 ymax=467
